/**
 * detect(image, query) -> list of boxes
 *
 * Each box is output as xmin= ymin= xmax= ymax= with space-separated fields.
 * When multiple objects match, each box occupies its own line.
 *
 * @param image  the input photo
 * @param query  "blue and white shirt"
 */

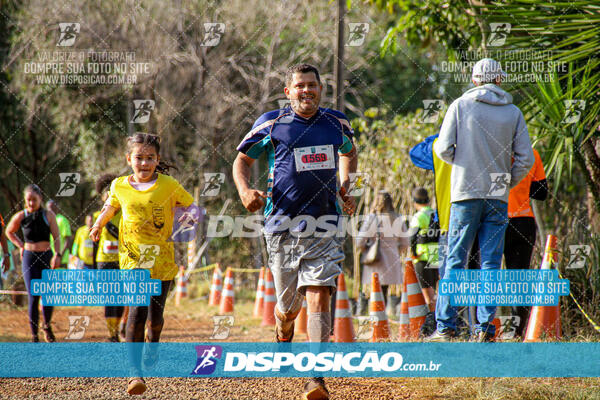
xmin=237 ymin=107 xmax=354 ymax=232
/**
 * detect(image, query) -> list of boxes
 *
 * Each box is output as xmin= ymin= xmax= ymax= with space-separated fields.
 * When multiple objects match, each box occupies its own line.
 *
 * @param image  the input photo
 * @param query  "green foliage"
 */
xmin=369 ymin=0 xmax=481 ymax=56
xmin=369 ymin=0 xmax=600 ymax=212
xmin=482 ymin=2 xmax=600 ymax=202
xmin=352 ymin=108 xmax=438 ymax=214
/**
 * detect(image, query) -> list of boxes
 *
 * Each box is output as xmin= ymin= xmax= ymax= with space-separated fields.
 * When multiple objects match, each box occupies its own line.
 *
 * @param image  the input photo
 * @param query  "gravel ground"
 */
xmin=0 ymin=304 xmax=412 ymax=399
xmin=0 ymin=377 xmax=411 ymax=399
xmin=1 ymin=302 xmax=599 ymax=399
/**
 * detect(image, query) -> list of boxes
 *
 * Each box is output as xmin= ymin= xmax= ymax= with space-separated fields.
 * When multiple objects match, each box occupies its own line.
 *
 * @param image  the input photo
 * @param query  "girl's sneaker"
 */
xmin=43 ymin=325 xmax=56 ymax=343
xmin=127 ymin=377 xmax=147 ymax=395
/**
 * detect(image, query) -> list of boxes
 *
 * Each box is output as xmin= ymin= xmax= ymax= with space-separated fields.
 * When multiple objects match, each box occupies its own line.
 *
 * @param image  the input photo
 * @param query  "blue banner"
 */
xmin=439 ymin=269 xmax=569 ymax=306
xmin=1 ymin=343 xmax=599 ymax=377
xmin=29 ymin=269 xmax=162 ymax=306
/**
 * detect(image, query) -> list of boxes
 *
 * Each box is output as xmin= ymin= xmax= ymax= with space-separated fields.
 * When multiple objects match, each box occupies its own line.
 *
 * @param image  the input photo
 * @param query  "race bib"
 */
xmin=293 ymin=145 xmax=335 ymax=172
xmin=103 ymin=240 xmax=119 ymax=254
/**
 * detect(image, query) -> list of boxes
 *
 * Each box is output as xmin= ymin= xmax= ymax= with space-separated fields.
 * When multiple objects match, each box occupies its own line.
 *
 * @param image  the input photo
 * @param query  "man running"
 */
xmin=233 ymin=63 xmax=356 ymax=400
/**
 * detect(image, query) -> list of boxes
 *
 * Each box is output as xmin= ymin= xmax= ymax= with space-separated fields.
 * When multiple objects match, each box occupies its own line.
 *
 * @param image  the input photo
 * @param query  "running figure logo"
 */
xmin=283 ymin=245 xmax=304 ymax=266
xmin=138 ymin=244 xmax=159 ymax=269
xmin=56 ymin=172 xmax=81 ymax=197
xmin=354 ymin=316 xmax=376 ymax=340
xmin=57 ymin=23 xmax=80 ymax=47
xmin=420 ymin=100 xmax=444 ymax=123
xmin=488 ymin=173 xmax=511 ymax=196
xmin=562 ymin=100 xmax=586 ymax=124
xmin=347 ymin=172 xmax=370 ymax=197
xmin=192 ymin=345 xmax=223 ymax=375
xmin=170 ymin=205 xmax=202 ymax=242
xmin=497 ymin=315 xmax=520 ymax=339
xmin=487 ymin=23 xmax=511 ymax=47
xmin=131 ymin=100 xmax=155 ymax=124
xmin=347 ymin=23 xmax=370 ymax=46
xmin=567 ymin=245 xmax=591 ymax=269
xmin=201 ymin=173 xmax=225 ymax=197
xmin=201 ymin=23 xmax=225 ymax=47
xmin=277 ymin=99 xmax=294 ymax=124
xmin=65 ymin=315 xmax=90 ymax=340
xmin=209 ymin=316 xmax=234 ymax=339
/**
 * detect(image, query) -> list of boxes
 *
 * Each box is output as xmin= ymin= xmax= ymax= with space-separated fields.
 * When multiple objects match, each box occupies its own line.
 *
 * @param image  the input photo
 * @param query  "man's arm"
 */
xmin=339 ymin=146 xmax=357 ymax=192
xmin=339 ymin=146 xmax=357 ymax=215
xmin=510 ymin=112 xmax=535 ymax=188
xmin=434 ymin=102 xmax=458 ymax=164
xmin=232 ymin=152 xmax=267 ymax=213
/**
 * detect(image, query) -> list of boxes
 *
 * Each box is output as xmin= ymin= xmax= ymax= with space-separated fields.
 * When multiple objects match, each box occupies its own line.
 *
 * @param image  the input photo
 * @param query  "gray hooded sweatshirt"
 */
xmin=434 ymin=84 xmax=534 ymax=203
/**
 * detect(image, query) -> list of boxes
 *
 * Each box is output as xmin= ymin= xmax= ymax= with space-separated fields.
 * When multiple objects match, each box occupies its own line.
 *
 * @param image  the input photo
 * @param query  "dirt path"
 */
xmin=1 ymin=302 xmax=599 ymax=399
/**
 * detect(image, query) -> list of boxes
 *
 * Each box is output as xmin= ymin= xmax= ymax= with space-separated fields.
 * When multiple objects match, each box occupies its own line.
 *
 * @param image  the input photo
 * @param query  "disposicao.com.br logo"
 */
xmin=192 ymin=345 xmax=223 ymax=375
xmin=222 ymin=351 xmax=441 ymax=374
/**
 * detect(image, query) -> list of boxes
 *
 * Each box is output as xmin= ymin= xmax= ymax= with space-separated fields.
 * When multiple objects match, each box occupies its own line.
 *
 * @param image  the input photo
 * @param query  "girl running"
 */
xmin=90 ymin=133 xmax=194 ymax=395
xmin=5 ymin=184 xmax=62 ymax=342
xmin=93 ymin=174 xmax=125 ymax=342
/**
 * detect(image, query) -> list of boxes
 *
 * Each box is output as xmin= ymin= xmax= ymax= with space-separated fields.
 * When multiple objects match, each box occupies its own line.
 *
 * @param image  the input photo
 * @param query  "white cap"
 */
xmin=472 ymin=58 xmax=507 ymax=83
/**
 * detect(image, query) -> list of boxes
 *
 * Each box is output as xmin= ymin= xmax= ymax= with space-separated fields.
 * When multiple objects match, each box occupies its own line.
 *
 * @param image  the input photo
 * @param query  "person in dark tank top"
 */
xmin=5 ymin=184 xmax=62 ymax=342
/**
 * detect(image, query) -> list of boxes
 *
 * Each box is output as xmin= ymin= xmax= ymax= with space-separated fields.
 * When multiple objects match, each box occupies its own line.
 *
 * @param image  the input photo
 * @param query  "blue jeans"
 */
xmin=436 ymin=199 xmax=508 ymax=335
xmin=437 ymin=232 xmax=448 ymax=281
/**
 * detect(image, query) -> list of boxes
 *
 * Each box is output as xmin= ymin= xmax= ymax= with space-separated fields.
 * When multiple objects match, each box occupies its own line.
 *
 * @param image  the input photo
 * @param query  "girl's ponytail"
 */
xmin=157 ymin=160 xmax=177 ymax=175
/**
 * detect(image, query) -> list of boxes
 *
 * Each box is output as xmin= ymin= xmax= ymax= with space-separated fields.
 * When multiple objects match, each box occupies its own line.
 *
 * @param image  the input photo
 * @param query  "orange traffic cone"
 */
xmin=405 ymin=260 xmax=429 ymax=339
xmin=295 ymin=298 xmax=307 ymax=335
xmin=524 ymin=235 xmax=562 ymax=342
xmin=333 ymin=273 xmax=355 ymax=342
xmin=175 ymin=266 xmax=188 ymax=307
xmin=208 ymin=265 xmax=223 ymax=306
xmin=219 ymin=267 xmax=234 ymax=314
xmin=369 ymin=272 xmax=390 ymax=342
xmin=398 ymin=280 xmax=410 ymax=341
xmin=253 ymin=267 xmax=266 ymax=318
xmin=262 ymin=268 xmax=276 ymax=326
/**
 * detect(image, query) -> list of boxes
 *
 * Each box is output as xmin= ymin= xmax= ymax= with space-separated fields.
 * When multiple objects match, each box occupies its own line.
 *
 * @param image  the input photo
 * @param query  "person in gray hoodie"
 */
xmin=425 ymin=58 xmax=534 ymax=342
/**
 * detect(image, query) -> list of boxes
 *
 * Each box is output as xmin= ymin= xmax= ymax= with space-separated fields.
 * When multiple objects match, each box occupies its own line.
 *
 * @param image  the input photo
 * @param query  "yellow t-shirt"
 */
xmin=94 ymin=210 xmax=121 ymax=263
xmin=72 ymin=225 xmax=94 ymax=266
xmin=107 ymin=174 xmax=194 ymax=280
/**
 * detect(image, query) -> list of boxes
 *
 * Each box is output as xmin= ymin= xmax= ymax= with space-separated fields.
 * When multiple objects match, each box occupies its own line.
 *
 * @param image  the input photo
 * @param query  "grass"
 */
xmin=407 ymin=377 xmax=600 ymax=400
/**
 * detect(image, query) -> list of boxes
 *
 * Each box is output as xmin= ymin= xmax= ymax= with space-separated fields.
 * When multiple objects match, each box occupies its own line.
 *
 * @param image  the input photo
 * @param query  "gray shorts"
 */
xmin=263 ymin=231 xmax=344 ymax=314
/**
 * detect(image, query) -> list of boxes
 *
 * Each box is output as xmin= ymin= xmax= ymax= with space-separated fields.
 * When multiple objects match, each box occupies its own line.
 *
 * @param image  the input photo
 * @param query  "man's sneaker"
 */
xmin=302 ymin=377 xmax=330 ymax=400
xmin=143 ymin=344 xmax=159 ymax=369
xmin=423 ymin=329 xmax=455 ymax=342
xmin=419 ymin=311 xmax=436 ymax=337
xmin=43 ymin=325 xmax=56 ymax=343
xmin=127 ymin=377 xmax=147 ymax=395
xmin=471 ymin=331 xmax=495 ymax=343
xmin=275 ymin=324 xmax=295 ymax=343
